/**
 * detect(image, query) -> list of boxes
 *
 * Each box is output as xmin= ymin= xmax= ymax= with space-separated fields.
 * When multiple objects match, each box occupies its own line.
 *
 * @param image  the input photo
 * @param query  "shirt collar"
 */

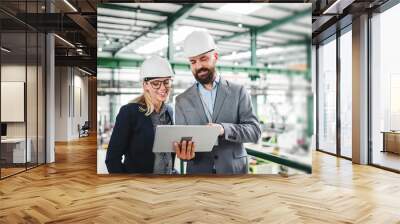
xmin=197 ymin=74 xmax=220 ymax=90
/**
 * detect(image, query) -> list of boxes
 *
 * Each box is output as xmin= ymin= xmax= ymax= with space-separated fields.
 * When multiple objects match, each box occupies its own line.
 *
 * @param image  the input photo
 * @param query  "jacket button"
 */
xmin=214 ymin=155 xmax=218 ymax=160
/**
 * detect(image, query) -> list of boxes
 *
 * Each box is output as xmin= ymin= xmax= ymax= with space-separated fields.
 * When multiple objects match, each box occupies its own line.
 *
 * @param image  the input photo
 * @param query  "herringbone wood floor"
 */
xmin=1 ymin=135 xmax=400 ymax=223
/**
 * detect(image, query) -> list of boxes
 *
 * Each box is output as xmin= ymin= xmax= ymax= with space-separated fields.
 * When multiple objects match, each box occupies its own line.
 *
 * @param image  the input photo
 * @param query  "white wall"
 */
xmin=55 ymin=66 xmax=68 ymax=141
xmin=72 ymin=73 xmax=89 ymax=138
xmin=1 ymin=65 xmax=28 ymax=138
xmin=55 ymin=67 xmax=89 ymax=141
xmin=1 ymin=63 xmax=46 ymax=164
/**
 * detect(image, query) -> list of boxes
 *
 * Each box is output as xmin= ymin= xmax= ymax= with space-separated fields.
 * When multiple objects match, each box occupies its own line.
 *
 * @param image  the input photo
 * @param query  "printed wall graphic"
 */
xmin=96 ymin=2 xmax=313 ymax=175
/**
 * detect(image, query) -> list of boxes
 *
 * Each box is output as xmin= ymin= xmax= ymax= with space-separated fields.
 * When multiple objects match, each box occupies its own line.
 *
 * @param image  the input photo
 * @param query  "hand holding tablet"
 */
xmin=173 ymin=140 xmax=196 ymax=160
xmin=152 ymin=125 xmax=220 ymax=153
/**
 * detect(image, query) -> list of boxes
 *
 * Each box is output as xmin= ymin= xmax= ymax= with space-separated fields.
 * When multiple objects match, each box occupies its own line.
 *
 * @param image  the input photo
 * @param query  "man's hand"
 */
xmin=208 ymin=123 xmax=224 ymax=136
xmin=174 ymin=140 xmax=195 ymax=160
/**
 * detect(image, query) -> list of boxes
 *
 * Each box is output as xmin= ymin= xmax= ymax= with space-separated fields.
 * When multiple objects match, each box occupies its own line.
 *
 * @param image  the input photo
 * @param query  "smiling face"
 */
xmin=143 ymin=77 xmax=172 ymax=105
xmin=189 ymin=50 xmax=218 ymax=85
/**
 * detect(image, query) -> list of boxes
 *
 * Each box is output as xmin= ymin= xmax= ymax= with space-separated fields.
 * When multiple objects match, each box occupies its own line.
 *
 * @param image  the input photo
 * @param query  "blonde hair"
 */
xmin=130 ymin=91 xmax=154 ymax=116
xmin=130 ymin=82 xmax=170 ymax=116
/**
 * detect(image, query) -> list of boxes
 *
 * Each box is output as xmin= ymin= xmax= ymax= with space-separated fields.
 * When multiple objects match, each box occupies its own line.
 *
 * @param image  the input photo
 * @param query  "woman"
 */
xmin=105 ymin=56 xmax=195 ymax=174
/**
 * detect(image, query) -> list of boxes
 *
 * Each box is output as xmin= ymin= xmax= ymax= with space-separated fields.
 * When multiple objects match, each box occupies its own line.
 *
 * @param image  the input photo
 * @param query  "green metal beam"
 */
xmin=97 ymin=57 xmax=307 ymax=77
xmin=305 ymin=39 xmax=312 ymax=81
xmin=97 ymin=15 xmax=159 ymax=26
xmin=250 ymin=28 xmax=258 ymax=81
xmin=217 ymin=8 xmax=310 ymax=43
xmin=109 ymin=69 xmax=117 ymax=124
xmin=307 ymin=94 xmax=314 ymax=137
xmin=98 ymin=3 xmax=172 ymax=17
xmin=167 ymin=21 xmax=174 ymax=60
xmin=250 ymin=28 xmax=257 ymax=66
xmin=98 ymin=34 xmax=135 ymax=40
xmin=114 ymin=4 xmax=199 ymax=56
xmin=253 ymin=9 xmax=311 ymax=36
xmin=250 ymin=28 xmax=258 ymax=115
xmin=168 ymin=4 xmax=200 ymax=26
xmin=97 ymin=26 xmax=146 ymax=33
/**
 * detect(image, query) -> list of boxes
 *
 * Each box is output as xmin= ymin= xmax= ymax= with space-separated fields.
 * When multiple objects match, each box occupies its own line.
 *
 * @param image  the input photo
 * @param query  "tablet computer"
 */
xmin=152 ymin=125 xmax=220 ymax=153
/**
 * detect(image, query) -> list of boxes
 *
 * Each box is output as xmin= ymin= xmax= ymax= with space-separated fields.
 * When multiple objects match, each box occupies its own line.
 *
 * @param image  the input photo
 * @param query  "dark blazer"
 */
xmin=105 ymin=103 xmax=174 ymax=173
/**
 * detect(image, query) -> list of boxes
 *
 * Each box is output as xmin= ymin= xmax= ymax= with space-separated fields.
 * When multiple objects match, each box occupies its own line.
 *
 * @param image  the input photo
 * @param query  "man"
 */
xmin=174 ymin=30 xmax=261 ymax=174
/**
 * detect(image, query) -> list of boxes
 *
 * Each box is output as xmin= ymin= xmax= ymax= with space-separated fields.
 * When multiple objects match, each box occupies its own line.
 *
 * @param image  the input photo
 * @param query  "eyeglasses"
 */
xmin=146 ymin=79 xmax=172 ymax=89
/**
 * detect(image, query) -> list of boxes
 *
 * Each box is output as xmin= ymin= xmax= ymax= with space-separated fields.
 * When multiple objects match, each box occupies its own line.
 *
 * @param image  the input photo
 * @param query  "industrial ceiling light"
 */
xmin=98 ymin=47 xmax=103 ymax=52
xmin=54 ymin=34 xmax=75 ymax=48
xmin=63 ymin=0 xmax=78 ymax=12
xmin=238 ymin=23 xmax=243 ymax=28
xmin=105 ymin=40 xmax=111 ymax=45
xmin=1 ymin=47 xmax=11 ymax=53
xmin=136 ymin=35 xmax=168 ymax=54
xmin=221 ymin=51 xmax=251 ymax=60
xmin=221 ymin=46 xmax=293 ymax=61
xmin=135 ymin=26 xmax=204 ymax=54
xmin=218 ymin=3 xmax=263 ymax=15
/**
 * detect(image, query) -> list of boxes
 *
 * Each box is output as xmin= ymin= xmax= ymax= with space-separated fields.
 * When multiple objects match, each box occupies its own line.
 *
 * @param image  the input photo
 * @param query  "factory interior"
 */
xmin=0 ymin=0 xmax=399 ymax=223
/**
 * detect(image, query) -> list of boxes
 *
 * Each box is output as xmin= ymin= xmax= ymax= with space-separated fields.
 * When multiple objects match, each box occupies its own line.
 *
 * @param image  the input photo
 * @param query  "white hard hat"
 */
xmin=183 ymin=30 xmax=216 ymax=58
xmin=139 ymin=55 xmax=174 ymax=81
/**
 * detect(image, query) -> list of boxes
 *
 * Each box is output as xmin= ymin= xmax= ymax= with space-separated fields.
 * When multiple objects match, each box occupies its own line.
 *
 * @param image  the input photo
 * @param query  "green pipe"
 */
xmin=246 ymin=148 xmax=312 ymax=173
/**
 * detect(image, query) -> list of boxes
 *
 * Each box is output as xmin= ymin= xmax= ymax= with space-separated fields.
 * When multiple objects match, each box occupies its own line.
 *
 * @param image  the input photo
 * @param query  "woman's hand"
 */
xmin=174 ymin=140 xmax=195 ymax=160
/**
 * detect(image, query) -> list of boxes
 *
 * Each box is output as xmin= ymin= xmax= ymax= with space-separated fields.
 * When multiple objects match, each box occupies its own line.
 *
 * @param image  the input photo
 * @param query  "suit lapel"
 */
xmin=212 ymin=78 xmax=230 ymax=122
xmin=187 ymin=84 xmax=209 ymax=124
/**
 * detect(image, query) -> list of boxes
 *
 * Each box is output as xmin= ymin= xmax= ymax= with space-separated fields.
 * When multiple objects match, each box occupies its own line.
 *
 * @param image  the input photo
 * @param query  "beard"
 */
xmin=194 ymin=67 xmax=216 ymax=85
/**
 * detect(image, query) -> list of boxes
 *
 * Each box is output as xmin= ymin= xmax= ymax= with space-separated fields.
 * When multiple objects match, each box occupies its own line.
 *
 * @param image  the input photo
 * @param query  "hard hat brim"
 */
xmin=186 ymin=49 xmax=216 ymax=58
xmin=143 ymin=76 xmax=172 ymax=81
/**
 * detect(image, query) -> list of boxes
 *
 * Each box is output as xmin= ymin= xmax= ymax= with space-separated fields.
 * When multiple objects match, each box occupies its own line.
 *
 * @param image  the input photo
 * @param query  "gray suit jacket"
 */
xmin=175 ymin=78 xmax=261 ymax=174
